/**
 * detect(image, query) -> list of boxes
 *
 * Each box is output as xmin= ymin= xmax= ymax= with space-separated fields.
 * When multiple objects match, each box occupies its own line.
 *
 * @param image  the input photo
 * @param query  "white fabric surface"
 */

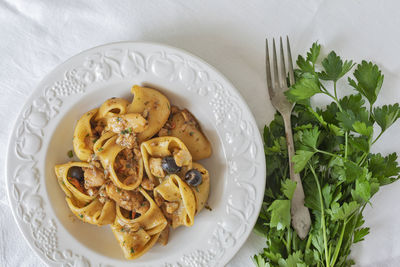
xmin=1 ymin=0 xmax=400 ymax=266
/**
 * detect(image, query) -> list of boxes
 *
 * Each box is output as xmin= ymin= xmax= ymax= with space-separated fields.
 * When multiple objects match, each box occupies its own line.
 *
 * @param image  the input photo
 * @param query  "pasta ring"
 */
xmin=95 ymin=97 xmax=130 ymax=121
xmin=141 ymin=136 xmax=192 ymax=183
xmin=54 ymin=161 xmax=96 ymax=203
xmin=153 ymin=174 xmax=196 ymax=228
xmin=190 ymin=162 xmax=210 ymax=214
xmin=126 ymin=85 xmax=170 ymax=142
xmin=73 ymin=108 xmax=99 ymax=161
xmin=66 ymin=197 xmax=116 ymax=226
xmin=97 ymin=135 xmax=143 ymax=190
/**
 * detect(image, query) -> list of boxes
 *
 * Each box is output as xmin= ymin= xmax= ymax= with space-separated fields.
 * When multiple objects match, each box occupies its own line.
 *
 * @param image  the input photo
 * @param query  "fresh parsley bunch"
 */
xmin=254 ymin=43 xmax=400 ymax=267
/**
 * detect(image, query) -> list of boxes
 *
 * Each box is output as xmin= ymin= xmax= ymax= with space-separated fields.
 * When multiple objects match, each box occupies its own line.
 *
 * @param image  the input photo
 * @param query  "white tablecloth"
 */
xmin=1 ymin=0 xmax=400 ymax=266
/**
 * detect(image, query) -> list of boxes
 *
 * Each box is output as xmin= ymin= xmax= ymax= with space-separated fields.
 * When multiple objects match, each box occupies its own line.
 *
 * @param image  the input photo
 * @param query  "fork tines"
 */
xmin=265 ymin=37 xmax=295 ymax=93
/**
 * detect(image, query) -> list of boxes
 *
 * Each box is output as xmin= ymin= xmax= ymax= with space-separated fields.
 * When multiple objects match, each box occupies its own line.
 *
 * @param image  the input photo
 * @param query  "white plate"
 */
xmin=6 ymin=42 xmax=265 ymax=267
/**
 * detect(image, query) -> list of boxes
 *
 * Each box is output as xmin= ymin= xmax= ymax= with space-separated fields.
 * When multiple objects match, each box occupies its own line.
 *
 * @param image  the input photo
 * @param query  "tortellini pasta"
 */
xmin=54 ymin=85 xmax=212 ymax=260
xmin=141 ymin=136 xmax=192 ymax=183
xmin=97 ymin=135 xmax=144 ymax=190
xmin=73 ymin=108 xmax=99 ymax=161
xmin=191 ymin=162 xmax=210 ymax=214
xmin=153 ymin=174 xmax=196 ymax=228
xmin=111 ymin=188 xmax=167 ymax=259
xmin=158 ymin=107 xmax=212 ymax=160
xmin=95 ymin=97 xmax=130 ymax=121
xmin=127 ymin=85 xmax=171 ymax=142
xmin=54 ymin=162 xmax=116 ymax=225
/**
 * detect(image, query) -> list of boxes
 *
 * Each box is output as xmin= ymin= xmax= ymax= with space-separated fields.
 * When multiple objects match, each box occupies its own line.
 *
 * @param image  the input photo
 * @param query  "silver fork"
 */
xmin=265 ymin=37 xmax=311 ymax=239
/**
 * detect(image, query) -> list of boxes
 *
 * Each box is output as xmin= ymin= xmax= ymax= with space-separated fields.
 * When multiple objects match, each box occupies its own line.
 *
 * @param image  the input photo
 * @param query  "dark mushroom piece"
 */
xmin=67 ymin=166 xmax=84 ymax=181
xmin=184 ymin=169 xmax=202 ymax=187
xmin=161 ymin=156 xmax=181 ymax=174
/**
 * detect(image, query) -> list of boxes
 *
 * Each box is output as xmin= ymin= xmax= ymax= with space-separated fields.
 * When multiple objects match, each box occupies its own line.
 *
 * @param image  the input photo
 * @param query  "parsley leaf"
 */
xmin=282 ymin=179 xmax=297 ymax=200
xmin=369 ymin=153 xmax=400 ymax=185
xmin=353 ymin=227 xmax=370 ymax=243
xmin=268 ymin=199 xmax=291 ymax=231
xmin=293 ymin=150 xmax=315 ymax=173
xmin=278 ymin=251 xmax=307 ymax=267
xmin=374 ymin=103 xmax=400 ymax=132
xmin=352 ymin=121 xmax=373 ymax=138
xmin=285 ymin=75 xmax=322 ymax=102
xmin=253 ymin=254 xmax=270 ymax=267
xmin=299 ymin=127 xmax=320 ymax=150
xmin=348 ymin=61 xmax=384 ymax=105
xmin=351 ymin=179 xmax=372 ymax=203
xmin=327 ymin=201 xmax=359 ymax=221
xmin=348 ymin=136 xmax=369 ymax=153
xmin=339 ymin=94 xmax=365 ymax=114
xmin=297 ymin=55 xmax=314 ymax=73
xmin=336 ymin=109 xmax=371 ymax=134
xmin=306 ymin=42 xmax=321 ymax=64
xmin=318 ymin=51 xmax=355 ymax=82
xmin=303 ymin=174 xmax=321 ymax=212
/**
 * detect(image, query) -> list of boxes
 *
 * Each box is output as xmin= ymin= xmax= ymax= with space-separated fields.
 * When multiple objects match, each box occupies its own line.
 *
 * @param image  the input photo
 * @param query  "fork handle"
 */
xmin=282 ymin=112 xmax=311 ymax=240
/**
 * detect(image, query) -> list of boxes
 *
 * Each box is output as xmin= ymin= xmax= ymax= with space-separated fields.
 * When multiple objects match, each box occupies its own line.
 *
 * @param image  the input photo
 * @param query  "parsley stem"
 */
xmin=359 ymin=153 xmax=369 ymax=166
xmin=357 ymin=152 xmax=367 ymax=165
xmin=372 ymin=130 xmax=384 ymax=145
xmin=306 ymin=232 xmax=312 ymax=250
xmin=317 ymin=149 xmax=345 ymax=161
xmin=309 ymin=163 xmax=330 ymax=267
xmin=286 ymin=226 xmax=292 ymax=254
xmin=330 ymin=221 xmax=347 ymax=266
xmin=264 ymin=251 xmax=279 ymax=263
xmin=320 ymin=83 xmax=343 ymax=112
xmin=369 ymin=104 xmax=374 ymax=120
xmin=334 ymin=81 xmax=338 ymax=99
xmin=343 ymin=205 xmax=366 ymax=264
xmin=292 ymin=229 xmax=298 ymax=251
xmin=344 ymin=132 xmax=348 ymax=159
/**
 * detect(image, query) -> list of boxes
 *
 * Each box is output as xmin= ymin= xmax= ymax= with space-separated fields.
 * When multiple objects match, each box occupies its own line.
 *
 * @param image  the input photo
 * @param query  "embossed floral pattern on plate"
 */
xmin=6 ymin=42 xmax=265 ymax=267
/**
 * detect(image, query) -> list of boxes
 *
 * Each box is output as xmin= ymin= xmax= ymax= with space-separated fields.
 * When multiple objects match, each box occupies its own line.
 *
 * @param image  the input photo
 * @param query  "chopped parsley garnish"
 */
xmin=67 ymin=150 xmax=73 ymax=158
xmin=121 ymin=128 xmax=131 ymax=134
xmin=85 ymin=133 xmax=89 ymax=137
xmin=79 ymin=214 xmax=83 ymax=218
xmin=92 ymin=138 xmax=98 ymax=143
xmin=97 ymin=147 xmax=104 ymax=152
xmin=116 ymin=117 xmax=122 ymax=122
xmin=189 ymin=131 xmax=194 ymax=136
xmin=130 ymin=247 xmax=135 ymax=254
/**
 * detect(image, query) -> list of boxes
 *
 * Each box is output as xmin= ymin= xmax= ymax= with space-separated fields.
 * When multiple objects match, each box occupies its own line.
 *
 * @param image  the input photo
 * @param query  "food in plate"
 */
xmin=54 ymin=85 xmax=212 ymax=259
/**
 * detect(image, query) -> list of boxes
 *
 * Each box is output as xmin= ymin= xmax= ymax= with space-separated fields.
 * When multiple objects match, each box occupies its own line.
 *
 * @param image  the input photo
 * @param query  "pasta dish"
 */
xmin=54 ymin=85 xmax=212 ymax=259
